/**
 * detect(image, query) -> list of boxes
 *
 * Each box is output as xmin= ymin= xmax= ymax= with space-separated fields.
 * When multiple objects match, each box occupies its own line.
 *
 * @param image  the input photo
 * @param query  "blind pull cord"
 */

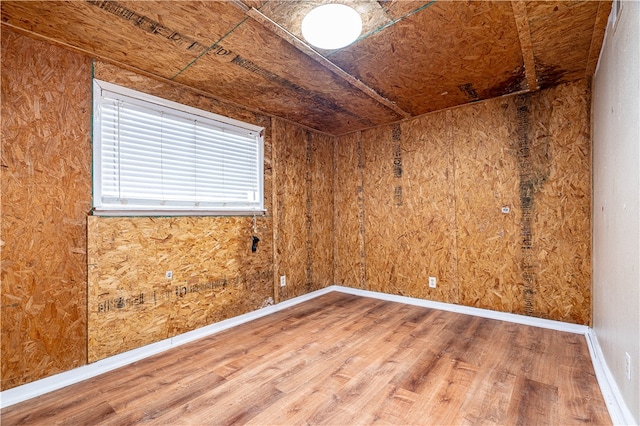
xmin=251 ymin=213 xmax=260 ymax=252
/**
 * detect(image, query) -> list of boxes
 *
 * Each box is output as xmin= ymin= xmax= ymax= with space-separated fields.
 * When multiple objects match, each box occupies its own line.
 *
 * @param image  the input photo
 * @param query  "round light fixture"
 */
xmin=301 ymin=4 xmax=362 ymax=50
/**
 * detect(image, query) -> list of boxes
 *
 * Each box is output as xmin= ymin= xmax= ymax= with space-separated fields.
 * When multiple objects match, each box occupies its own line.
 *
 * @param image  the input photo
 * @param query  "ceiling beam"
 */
xmin=244 ymin=7 xmax=411 ymax=119
xmin=230 ymin=0 xmax=250 ymax=14
xmin=511 ymin=0 xmax=538 ymax=91
xmin=585 ymin=1 xmax=613 ymax=79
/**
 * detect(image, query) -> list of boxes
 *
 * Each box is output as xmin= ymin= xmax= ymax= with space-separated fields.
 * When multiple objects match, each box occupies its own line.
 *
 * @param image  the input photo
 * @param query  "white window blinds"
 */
xmin=93 ymin=79 xmax=264 ymax=216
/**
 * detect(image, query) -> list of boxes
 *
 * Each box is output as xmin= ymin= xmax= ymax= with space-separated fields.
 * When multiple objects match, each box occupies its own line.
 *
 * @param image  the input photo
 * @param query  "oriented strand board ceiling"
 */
xmin=1 ymin=0 xmax=611 ymax=135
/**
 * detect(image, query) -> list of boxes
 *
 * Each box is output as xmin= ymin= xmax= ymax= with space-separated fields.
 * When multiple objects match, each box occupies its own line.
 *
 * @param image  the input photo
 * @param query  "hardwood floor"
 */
xmin=1 ymin=292 xmax=611 ymax=425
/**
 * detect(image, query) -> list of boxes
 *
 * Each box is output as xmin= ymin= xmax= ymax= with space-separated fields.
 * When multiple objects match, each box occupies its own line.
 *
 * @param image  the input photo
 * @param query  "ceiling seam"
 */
xmin=511 ymin=0 xmax=538 ymax=91
xmin=377 ymin=0 xmax=396 ymax=22
xmin=171 ymin=17 xmax=249 ymax=80
xmin=585 ymin=1 xmax=612 ymax=80
xmin=327 ymin=0 xmax=437 ymax=58
xmin=245 ymin=7 xmax=410 ymax=118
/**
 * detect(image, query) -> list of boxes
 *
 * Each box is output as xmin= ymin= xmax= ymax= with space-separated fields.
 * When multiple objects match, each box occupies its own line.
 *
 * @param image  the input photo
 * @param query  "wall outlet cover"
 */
xmin=428 ymin=277 xmax=437 ymax=288
xmin=625 ymin=352 xmax=631 ymax=380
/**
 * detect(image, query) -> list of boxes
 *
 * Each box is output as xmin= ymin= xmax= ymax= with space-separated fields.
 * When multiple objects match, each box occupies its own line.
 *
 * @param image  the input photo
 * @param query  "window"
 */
xmin=92 ymin=79 xmax=264 ymax=216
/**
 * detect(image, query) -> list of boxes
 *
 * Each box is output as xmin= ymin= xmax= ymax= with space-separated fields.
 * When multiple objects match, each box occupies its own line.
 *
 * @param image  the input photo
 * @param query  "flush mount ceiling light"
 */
xmin=301 ymin=3 xmax=362 ymax=50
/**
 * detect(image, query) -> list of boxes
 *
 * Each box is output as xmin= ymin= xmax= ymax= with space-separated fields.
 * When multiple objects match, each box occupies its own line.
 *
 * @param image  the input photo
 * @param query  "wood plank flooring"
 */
xmin=1 ymin=292 xmax=611 ymax=425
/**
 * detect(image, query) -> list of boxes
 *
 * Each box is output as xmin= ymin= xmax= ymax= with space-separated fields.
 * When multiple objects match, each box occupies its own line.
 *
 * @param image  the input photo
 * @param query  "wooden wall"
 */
xmin=272 ymin=119 xmax=334 ymax=302
xmin=1 ymin=30 xmax=92 ymax=391
xmin=1 ymin=28 xmax=332 ymax=387
xmin=87 ymin=215 xmax=274 ymax=362
xmin=334 ymin=80 xmax=592 ymax=325
xmin=1 ymin=24 xmax=591 ymax=391
xmin=88 ymin=64 xmax=334 ymax=362
xmin=87 ymin=62 xmax=276 ymax=362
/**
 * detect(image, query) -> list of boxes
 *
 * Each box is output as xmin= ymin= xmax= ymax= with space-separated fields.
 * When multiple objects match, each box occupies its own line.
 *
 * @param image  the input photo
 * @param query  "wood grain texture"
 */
xmin=245 ymin=6 xmax=411 ymax=118
xmin=511 ymin=0 xmax=538 ymax=90
xmin=333 ymin=132 xmax=366 ymax=289
xmin=359 ymin=112 xmax=459 ymax=302
xmin=334 ymin=80 xmax=592 ymax=324
xmin=452 ymin=97 xmax=524 ymax=315
xmin=0 ymin=1 xmax=609 ymax=135
xmin=87 ymin=216 xmax=274 ymax=362
xmin=526 ymin=82 xmax=592 ymax=325
xmin=309 ymin=131 xmax=335 ymax=290
xmin=527 ymin=1 xmax=603 ymax=89
xmin=272 ymin=118 xmax=334 ymax=302
xmin=330 ymin=1 xmax=525 ymax=116
xmin=585 ymin=1 xmax=613 ymax=79
xmin=1 ymin=29 xmax=92 ymax=391
xmin=2 ymin=27 xmax=332 ymax=388
xmin=0 ymin=292 xmax=611 ymax=425
xmin=88 ymin=62 xmax=277 ymax=363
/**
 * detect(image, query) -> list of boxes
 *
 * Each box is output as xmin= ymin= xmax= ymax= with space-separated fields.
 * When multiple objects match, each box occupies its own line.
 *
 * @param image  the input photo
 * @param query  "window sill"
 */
xmin=92 ymin=208 xmax=267 ymax=217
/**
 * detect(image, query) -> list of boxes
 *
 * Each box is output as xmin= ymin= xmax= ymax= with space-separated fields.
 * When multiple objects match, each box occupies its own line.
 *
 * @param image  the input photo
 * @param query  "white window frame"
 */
xmin=92 ymin=79 xmax=265 ymax=216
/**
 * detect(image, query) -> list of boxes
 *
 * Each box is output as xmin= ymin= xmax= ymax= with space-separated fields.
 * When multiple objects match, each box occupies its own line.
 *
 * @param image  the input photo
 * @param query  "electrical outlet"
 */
xmin=166 ymin=271 xmax=173 ymax=279
xmin=280 ymin=275 xmax=286 ymax=287
xmin=625 ymin=352 xmax=631 ymax=381
xmin=428 ymin=276 xmax=437 ymax=288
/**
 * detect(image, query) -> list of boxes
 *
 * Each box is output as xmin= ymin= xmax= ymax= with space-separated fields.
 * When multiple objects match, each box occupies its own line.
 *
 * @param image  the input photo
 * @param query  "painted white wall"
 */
xmin=592 ymin=1 xmax=640 ymax=423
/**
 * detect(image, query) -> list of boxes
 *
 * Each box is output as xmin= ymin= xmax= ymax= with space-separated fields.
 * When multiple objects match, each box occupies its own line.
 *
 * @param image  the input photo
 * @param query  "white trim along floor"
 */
xmin=0 ymin=285 xmax=635 ymax=425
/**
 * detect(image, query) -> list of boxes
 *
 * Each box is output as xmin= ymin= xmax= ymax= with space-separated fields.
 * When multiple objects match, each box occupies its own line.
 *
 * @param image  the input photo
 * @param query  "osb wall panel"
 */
xmin=89 ymin=62 xmax=275 ymax=362
xmin=334 ymin=80 xmax=591 ymax=324
xmin=272 ymin=120 xmax=307 ymax=302
xmin=333 ymin=132 xmax=365 ymax=289
xmin=526 ymin=82 xmax=591 ymax=324
xmin=272 ymin=119 xmax=333 ymax=302
xmin=452 ymin=100 xmax=524 ymax=314
xmin=526 ymin=1 xmax=603 ymax=89
xmin=359 ymin=124 xmax=402 ymax=295
xmin=399 ymin=111 xmax=459 ymax=303
xmin=87 ymin=216 xmax=273 ymax=362
xmin=93 ymin=62 xmax=272 ymax=133
xmin=329 ymin=1 xmax=524 ymax=117
xmin=1 ymin=30 xmax=92 ymax=390
xmin=309 ymin=132 xmax=334 ymax=290
xmin=0 ymin=1 xmax=217 ymax=80
xmin=357 ymin=114 xmax=458 ymax=301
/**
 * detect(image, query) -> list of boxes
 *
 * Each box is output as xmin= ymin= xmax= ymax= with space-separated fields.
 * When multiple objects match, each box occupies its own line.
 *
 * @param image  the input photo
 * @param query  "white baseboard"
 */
xmin=0 ymin=286 xmax=334 ymax=409
xmin=330 ymin=285 xmax=589 ymax=333
xmin=1 ymin=284 xmax=635 ymax=426
xmin=585 ymin=329 xmax=638 ymax=425
xmin=329 ymin=285 xmax=637 ymax=425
